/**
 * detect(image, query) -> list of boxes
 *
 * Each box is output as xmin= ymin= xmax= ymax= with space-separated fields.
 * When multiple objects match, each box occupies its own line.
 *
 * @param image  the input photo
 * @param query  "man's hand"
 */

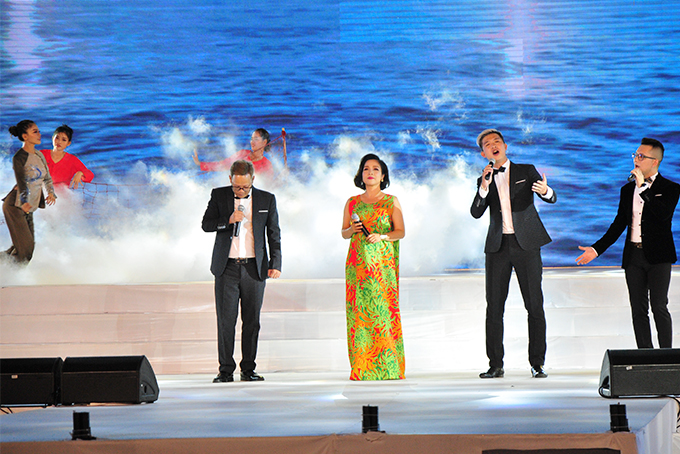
xmin=230 ymin=208 xmax=245 ymax=224
xmin=480 ymin=163 xmax=494 ymax=190
xmin=630 ymin=168 xmax=645 ymax=188
xmin=268 ymin=269 xmax=281 ymax=279
xmin=532 ymin=174 xmax=548 ymax=196
xmin=575 ymin=246 xmax=597 ymax=265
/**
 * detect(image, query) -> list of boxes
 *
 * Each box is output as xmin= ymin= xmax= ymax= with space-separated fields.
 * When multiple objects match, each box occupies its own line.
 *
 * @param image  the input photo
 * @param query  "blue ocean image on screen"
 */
xmin=1 ymin=0 xmax=679 ymax=284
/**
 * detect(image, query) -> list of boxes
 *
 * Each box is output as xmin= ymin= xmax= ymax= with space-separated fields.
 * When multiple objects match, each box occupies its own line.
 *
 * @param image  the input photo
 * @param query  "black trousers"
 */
xmin=214 ymin=259 xmax=266 ymax=375
xmin=485 ymin=234 xmax=547 ymax=368
xmin=624 ymin=247 xmax=673 ymax=348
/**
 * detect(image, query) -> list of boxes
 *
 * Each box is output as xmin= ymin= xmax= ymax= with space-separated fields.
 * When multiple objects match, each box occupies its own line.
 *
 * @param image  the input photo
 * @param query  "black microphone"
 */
xmin=484 ymin=159 xmax=496 ymax=181
xmin=627 ymin=174 xmax=636 ymax=183
xmin=233 ymin=205 xmax=245 ymax=237
xmin=351 ymin=213 xmax=370 ymax=237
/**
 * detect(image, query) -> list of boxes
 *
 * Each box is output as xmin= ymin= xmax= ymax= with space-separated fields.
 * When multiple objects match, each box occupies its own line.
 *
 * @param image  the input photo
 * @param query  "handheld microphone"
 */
xmin=485 ymin=159 xmax=496 ymax=181
xmin=627 ymin=174 xmax=636 ymax=183
xmin=351 ymin=213 xmax=370 ymax=237
xmin=233 ymin=205 xmax=245 ymax=237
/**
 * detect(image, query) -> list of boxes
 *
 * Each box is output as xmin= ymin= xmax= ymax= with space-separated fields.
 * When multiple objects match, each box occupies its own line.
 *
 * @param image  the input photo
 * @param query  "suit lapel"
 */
xmin=226 ymin=187 xmax=235 ymax=215
xmin=509 ymin=162 xmax=519 ymax=199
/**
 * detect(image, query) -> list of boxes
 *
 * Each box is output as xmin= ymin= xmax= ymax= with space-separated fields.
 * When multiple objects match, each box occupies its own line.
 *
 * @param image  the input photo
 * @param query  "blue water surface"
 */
xmin=1 ymin=0 xmax=679 ymax=268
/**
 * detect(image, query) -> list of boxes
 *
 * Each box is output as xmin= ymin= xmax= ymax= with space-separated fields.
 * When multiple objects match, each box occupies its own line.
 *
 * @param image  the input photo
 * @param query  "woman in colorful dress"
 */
xmin=341 ymin=153 xmax=406 ymax=380
xmin=2 ymin=120 xmax=57 ymax=263
xmin=40 ymin=125 xmax=94 ymax=189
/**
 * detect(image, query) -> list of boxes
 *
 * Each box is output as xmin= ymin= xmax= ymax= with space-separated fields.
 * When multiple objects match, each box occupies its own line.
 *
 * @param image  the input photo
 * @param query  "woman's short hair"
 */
xmin=353 ymin=153 xmax=390 ymax=190
xmin=254 ymin=128 xmax=271 ymax=152
xmin=53 ymin=124 xmax=74 ymax=142
xmin=8 ymin=120 xmax=36 ymax=142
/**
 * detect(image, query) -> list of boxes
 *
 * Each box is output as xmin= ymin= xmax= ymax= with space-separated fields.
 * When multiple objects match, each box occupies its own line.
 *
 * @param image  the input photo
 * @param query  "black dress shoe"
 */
xmin=212 ymin=373 xmax=234 ymax=383
xmin=479 ymin=367 xmax=504 ymax=378
xmin=240 ymin=371 xmax=265 ymax=381
xmin=531 ymin=366 xmax=547 ymax=378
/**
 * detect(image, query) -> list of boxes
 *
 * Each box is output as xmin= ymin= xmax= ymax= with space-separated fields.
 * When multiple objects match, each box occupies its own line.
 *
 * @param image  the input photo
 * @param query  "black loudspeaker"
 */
xmin=0 ymin=357 xmax=63 ymax=406
xmin=61 ymin=355 xmax=159 ymax=405
xmin=598 ymin=348 xmax=680 ymax=398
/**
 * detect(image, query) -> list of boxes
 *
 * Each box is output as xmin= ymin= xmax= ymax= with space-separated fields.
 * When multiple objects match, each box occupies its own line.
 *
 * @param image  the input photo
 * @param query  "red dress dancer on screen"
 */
xmin=193 ymin=128 xmax=274 ymax=178
xmin=40 ymin=125 xmax=94 ymax=189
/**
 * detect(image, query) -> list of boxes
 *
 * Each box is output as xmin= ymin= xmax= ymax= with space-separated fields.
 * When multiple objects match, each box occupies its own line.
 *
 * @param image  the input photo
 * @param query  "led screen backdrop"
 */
xmin=1 ymin=0 xmax=679 ymax=284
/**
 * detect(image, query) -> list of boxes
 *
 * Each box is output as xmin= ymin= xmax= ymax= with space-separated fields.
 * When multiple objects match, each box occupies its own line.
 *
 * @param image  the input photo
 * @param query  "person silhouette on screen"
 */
xmin=193 ymin=128 xmax=274 ymax=178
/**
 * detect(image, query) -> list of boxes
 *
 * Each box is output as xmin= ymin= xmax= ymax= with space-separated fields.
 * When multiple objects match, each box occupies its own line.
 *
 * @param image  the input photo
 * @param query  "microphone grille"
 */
xmin=238 ymin=205 xmax=245 ymax=212
xmin=351 ymin=213 xmax=359 ymax=221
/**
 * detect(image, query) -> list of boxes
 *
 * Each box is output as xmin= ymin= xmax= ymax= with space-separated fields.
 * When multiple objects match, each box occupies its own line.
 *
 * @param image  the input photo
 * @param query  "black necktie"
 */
xmin=493 ymin=167 xmax=506 ymax=175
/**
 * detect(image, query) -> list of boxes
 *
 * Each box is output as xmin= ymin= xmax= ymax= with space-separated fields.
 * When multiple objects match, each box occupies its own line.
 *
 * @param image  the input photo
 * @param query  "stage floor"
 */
xmin=0 ymin=370 xmax=674 ymax=442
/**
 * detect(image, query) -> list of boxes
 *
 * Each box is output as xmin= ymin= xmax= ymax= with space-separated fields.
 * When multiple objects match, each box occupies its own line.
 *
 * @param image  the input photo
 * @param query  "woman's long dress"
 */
xmin=345 ymin=194 xmax=405 ymax=380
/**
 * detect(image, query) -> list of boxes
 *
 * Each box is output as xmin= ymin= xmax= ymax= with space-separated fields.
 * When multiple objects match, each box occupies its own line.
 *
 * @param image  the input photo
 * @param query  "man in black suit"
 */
xmin=471 ymin=129 xmax=557 ymax=379
xmin=576 ymin=138 xmax=679 ymax=348
xmin=202 ymin=160 xmax=282 ymax=382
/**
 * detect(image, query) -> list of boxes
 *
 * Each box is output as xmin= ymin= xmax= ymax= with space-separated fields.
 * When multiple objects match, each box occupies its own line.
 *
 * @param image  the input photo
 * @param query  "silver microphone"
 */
xmin=233 ymin=205 xmax=245 ymax=237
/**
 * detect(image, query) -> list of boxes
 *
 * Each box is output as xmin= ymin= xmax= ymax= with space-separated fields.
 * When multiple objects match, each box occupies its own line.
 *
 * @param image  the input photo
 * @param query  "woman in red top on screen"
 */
xmin=193 ymin=128 xmax=274 ymax=177
xmin=40 ymin=125 xmax=94 ymax=189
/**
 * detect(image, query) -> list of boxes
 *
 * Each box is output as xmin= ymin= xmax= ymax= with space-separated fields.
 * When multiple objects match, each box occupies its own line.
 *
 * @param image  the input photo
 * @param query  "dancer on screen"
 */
xmin=193 ymin=128 xmax=274 ymax=178
xmin=40 ymin=124 xmax=94 ymax=189
xmin=2 ymin=120 xmax=57 ymax=263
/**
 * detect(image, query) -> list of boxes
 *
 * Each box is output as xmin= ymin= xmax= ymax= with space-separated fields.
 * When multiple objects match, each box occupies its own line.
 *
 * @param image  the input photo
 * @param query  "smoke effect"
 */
xmin=0 ymin=118 xmax=487 ymax=286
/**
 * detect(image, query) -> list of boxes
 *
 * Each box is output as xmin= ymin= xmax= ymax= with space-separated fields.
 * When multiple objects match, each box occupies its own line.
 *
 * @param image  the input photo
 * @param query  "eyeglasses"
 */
xmin=632 ymin=153 xmax=656 ymax=161
xmin=233 ymin=185 xmax=252 ymax=192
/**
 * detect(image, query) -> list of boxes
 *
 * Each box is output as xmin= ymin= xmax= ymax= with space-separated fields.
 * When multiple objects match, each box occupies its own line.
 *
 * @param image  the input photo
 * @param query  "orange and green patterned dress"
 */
xmin=345 ymin=194 xmax=405 ymax=380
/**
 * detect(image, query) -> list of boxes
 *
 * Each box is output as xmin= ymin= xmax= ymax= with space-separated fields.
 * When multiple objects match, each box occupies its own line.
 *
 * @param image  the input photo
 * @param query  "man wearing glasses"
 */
xmin=202 ymin=160 xmax=282 ymax=382
xmin=576 ymin=138 xmax=680 ymax=348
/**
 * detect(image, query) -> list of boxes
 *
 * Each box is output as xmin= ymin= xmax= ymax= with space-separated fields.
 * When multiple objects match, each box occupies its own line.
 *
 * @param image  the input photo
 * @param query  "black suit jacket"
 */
xmin=202 ymin=186 xmax=282 ymax=280
xmin=471 ymin=162 xmax=557 ymax=253
xmin=592 ymin=174 xmax=680 ymax=267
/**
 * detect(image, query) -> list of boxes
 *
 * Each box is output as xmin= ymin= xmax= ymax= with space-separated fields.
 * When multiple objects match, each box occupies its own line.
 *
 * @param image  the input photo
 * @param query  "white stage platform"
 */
xmin=0 ymin=372 xmax=677 ymax=454
xmin=1 ymin=267 xmax=679 ymax=374
xmin=1 ymin=267 xmax=680 ymax=453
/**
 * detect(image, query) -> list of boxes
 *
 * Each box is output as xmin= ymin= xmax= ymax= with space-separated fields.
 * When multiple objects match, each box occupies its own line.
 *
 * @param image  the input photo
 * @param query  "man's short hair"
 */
xmin=641 ymin=137 xmax=664 ymax=161
xmin=477 ymin=129 xmax=505 ymax=149
xmin=230 ymin=159 xmax=255 ymax=177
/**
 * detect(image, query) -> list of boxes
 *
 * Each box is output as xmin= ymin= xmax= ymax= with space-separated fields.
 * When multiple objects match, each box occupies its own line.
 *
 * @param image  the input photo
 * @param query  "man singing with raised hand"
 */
xmin=471 ymin=129 xmax=556 ymax=379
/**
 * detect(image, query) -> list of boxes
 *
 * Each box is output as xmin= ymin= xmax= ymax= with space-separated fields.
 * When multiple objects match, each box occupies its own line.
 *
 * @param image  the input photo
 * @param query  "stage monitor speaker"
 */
xmin=61 ymin=355 xmax=159 ymax=405
xmin=0 ymin=357 xmax=63 ymax=406
xmin=598 ymin=348 xmax=680 ymax=398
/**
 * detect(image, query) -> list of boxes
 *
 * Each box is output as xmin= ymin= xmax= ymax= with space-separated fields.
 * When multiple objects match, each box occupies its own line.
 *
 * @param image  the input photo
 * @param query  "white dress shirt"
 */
xmin=228 ymin=194 xmax=255 ymax=258
xmin=478 ymin=161 xmax=554 ymax=235
xmin=630 ymin=173 xmax=657 ymax=243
